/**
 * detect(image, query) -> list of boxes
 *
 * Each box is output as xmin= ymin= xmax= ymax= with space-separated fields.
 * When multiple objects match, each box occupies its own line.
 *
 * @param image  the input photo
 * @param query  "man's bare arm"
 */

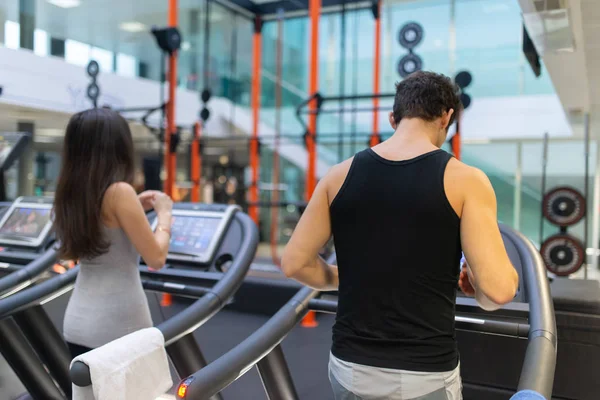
xmin=281 ymin=176 xmax=338 ymax=291
xmin=460 ymin=166 xmax=519 ymax=305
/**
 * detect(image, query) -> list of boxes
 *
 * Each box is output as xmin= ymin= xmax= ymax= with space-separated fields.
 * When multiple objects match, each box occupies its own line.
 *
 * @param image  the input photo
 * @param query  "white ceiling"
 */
xmin=518 ymin=0 xmax=599 ymax=137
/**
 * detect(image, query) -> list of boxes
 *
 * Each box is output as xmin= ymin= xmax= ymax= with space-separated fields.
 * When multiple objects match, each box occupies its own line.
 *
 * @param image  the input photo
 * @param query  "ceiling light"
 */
xmin=119 ymin=22 xmax=147 ymax=33
xmin=47 ymin=0 xmax=81 ymax=8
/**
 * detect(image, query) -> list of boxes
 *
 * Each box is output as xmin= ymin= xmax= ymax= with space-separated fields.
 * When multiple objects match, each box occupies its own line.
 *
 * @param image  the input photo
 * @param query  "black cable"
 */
xmin=159 ymin=53 xmax=166 ymax=159
xmin=539 ymin=132 xmax=548 ymax=248
xmin=338 ymin=0 xmax=346 ymax=163
xmin=350 ymin=9 xmax=359 ymax=154
xmin=229 ymin=14 xmax=238 ymax=126
xmin=203 ymin=0 xmax=211 ymax=91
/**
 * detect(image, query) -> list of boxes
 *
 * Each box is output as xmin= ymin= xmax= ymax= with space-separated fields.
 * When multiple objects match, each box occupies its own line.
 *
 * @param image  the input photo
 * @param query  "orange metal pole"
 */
xmin=306 ymin=0 xmax=320 ymax=200
xmin=302 ymin=0 xmax=321 ymax=329
xmin=452 ymin=118 xmax=461 ymax=160
xmin=162 ymin=0 xmax=178 ymax=308
xmin=370 ymin=0 xmax=381 ymax=148
xmin=191 ymin=122 xmax=201 ymax=202
xmin=164 ymin=0 xmax=178 ymax=198
xmin=249 ymin=17 xmax=262 ymax=225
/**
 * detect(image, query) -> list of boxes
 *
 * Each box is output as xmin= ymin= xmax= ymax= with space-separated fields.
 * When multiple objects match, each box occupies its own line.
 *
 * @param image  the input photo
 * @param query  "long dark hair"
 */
xmin=53 ymin=108 xmax=135 ymax=260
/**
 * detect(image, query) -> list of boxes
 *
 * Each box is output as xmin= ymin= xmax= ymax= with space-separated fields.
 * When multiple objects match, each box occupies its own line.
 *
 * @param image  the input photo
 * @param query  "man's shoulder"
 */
xmin=325 ymin=156 xmax=355 ymax=183
xmin=446 ymin=158 xmax=493 ymax=194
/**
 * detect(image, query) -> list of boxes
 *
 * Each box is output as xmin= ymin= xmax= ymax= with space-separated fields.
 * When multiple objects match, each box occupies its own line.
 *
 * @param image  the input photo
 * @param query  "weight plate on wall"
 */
xmin=87 ymin=60 xmax=99 ymax=78
xmin=201 ymin=88 xmax=212 ymax=103
xmin=87 ymin=83 xmax=100 ymax=101
xmin=398 ymin=22 xmax=424 ymax=49
xmin=542 ymin=186 xmax=586 ymax=227
xmin=455 ymin=70 xmax=472 ymax=89
xmin=541 ymin=234 xmax=585 ymax=276
xmin=397 ymin=53 xmax=423 ymax=78
xmin=459 ymin=92 xmax=471 ymax=109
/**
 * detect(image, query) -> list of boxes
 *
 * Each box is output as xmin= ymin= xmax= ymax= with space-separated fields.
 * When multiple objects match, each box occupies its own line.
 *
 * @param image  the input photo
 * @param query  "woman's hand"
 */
xmin=138 ymin=190 xmax=162 ymax=211
xmin=153 ymin=193 xmax=173 ymax=215
xmin=458 ymin=261 xmax=476 ymax=297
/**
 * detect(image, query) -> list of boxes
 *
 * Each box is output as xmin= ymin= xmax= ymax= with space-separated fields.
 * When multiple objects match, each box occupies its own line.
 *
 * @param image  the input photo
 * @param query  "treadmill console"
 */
xmin=0 ymin=197 xmax=53 ymax=249
xmin=152 ymin=204 xmax=239 ymax=266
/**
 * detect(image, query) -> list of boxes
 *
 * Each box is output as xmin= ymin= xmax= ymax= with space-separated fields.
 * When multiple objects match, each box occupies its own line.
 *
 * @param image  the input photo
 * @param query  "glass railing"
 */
xmin=462 ymin=138 xmax=596 ymax=246
xmin=256 ymin=136 xmax=597 ymax=253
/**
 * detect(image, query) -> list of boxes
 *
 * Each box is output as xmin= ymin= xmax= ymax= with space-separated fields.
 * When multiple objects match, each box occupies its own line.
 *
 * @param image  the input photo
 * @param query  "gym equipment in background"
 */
xmin=86 ymin=60 xmax=100 ymax=108
xmin=540 ymin=186 xmax=586 ymax=276
xmin=397 ymin=22 xmax=424 ymax=78
xmin=0 ymin=133 xmax=32 ymax=202
xmin=538 ymin=128 xmax=591 ymax=277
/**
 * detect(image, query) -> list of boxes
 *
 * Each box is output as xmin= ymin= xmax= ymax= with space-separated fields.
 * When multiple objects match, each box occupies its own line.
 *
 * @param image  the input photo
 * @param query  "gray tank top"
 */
xmin=63 ymin=226 xmax=153 ymax=348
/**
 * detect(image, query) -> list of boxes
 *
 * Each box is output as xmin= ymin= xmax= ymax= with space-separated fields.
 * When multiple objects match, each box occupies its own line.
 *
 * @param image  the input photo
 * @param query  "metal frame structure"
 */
xmin=174 ymin=224 xmax=557 ymax=400
xmin=170 ymin=0 xmax=382 ymax=225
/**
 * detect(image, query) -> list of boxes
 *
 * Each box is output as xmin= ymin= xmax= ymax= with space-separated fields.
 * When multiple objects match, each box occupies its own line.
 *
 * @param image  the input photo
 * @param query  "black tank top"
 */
xmin=330 ymin=148 xmax=462 ymax=372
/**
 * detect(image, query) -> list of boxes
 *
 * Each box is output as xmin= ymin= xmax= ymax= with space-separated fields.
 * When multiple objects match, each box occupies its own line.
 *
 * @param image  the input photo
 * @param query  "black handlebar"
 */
xmin=0 ymin=246 xmax=58 ymax=296
xmin=70 ymin=211 xmax=259 ymax=387
xmin=0 ymin=266 xmax=78 ymax=319
xmin=176 ymin=224 xmax=557 ymax=399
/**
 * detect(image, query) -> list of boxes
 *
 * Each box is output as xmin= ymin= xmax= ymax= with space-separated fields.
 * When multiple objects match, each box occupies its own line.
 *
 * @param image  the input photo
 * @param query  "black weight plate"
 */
xmin=455 ymin=70 xmax=472 ymax=88
xmin=87 ymin=60 xmax=99 ymax=78
xmin=87 ymin=83 xmax=100 ymax=101
xmin=542 ymin=186 xmax=586 ymax=227
xmin=200 ymin=107 xmax=210 ymax=121
xmin=460 ymin=92 xmax=471 ymax=109
xmin=169 ymin=29 xmax=181 ymax=52
xmin=397 ymin=53 xmax=423 ymax=78
xmin=541 ymin=234 xmax=585 ymax=276
xmin=398 ymin=22 xmax=424 ymax=49
xmin=201 ymin=89 xmax=212 ymax=103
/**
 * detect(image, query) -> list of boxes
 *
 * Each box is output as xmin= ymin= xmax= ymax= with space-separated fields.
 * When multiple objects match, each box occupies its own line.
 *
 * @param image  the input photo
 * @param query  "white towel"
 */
xmin=71 ymin=327 xmax=173 ymax=400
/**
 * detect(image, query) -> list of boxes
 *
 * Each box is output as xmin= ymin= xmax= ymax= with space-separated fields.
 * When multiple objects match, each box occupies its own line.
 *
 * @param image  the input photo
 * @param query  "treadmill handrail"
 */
xmin=504 ymin=225 xmax=557 ymax=399
xmin=177 ymin=224 xmax=557 ymax=399
xmin=181 ymin=286 xmax=318 ymax=399
xmin=0 ymin=266 xmax=78 ymax=319
xmin=70 ymin=211 xmax=259 ymax=387
xmin=0 ymin=246 xmax=58 ymax=296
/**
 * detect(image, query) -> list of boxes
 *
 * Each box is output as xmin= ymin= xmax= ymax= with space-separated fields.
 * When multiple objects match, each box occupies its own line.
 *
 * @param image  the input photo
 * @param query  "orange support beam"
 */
xmin=162 ymin=0 xmax=178 ymax=308
xmin=302 ymin=0 xmax=321 ymax=329
xmin=249 ymin=17 xmax=262 ymax=225
xmin=191 ymin=122 xmax=201 ymax=203
xmin=305 ymin=0 xmax=320 ymax=200
xmin=452 ymin=117 xmax=461 ymax=160
xmin=370 ymin=0 xmax=381 ymax=148
xmin=164 ymin=0 xmax=178 ymax=197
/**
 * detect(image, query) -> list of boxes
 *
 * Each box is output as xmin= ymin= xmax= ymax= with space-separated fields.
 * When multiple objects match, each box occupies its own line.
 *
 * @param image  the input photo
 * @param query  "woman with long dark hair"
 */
xmin=54 ymin=108 xmax=173 ymax=358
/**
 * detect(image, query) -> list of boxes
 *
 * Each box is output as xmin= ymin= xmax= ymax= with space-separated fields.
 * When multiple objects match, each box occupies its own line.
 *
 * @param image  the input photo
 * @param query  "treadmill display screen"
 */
xmin=169 ymin=216 xmax=222 ymax=256
xmin=0 ymin=207 xmax=51 ymax=239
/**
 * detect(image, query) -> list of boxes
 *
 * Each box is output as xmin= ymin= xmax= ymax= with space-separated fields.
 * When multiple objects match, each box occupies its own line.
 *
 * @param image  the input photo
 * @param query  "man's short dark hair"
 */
xmin=392 ymin=71 xmax=462 ymax=127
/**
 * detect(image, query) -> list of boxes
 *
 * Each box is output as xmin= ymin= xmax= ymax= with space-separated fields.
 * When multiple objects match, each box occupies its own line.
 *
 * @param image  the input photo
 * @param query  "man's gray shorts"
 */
xmin=328 ymin=353 xmax=462 ymax=400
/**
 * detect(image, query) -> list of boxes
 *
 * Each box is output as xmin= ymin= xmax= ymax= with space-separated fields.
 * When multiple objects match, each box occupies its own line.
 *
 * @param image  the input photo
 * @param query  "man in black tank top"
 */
xmin=282 ymin=71 xmax=519 ymax=400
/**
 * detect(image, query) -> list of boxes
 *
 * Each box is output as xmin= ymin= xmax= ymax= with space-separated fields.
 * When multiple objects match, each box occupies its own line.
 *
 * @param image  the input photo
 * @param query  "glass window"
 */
xmin=455 ymin=0 xmax=555 ymax=97
xmin=116 ymin=53 xmax=137 ymax=78
xmin=65 ymin=39 xmax=90 ymax=67
xmin=90 ymin=46 xmax=114 ymax=73
xmin=4 ymin=20 xmax=20 ymax=49
xmin=34 ymin=29 xmax=49 ymax=56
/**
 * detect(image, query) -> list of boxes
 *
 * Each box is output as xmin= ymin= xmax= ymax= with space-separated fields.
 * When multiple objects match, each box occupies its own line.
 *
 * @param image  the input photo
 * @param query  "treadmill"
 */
xmin=0 ymin=197 xmax=60 ymax=298
xmin=172 ymin=224 xmax=557 ymax=400
xmin=0 ymin=133 xmax=32 ymax=202
xmin=0 ymin=203 xmax=258 ymax=400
